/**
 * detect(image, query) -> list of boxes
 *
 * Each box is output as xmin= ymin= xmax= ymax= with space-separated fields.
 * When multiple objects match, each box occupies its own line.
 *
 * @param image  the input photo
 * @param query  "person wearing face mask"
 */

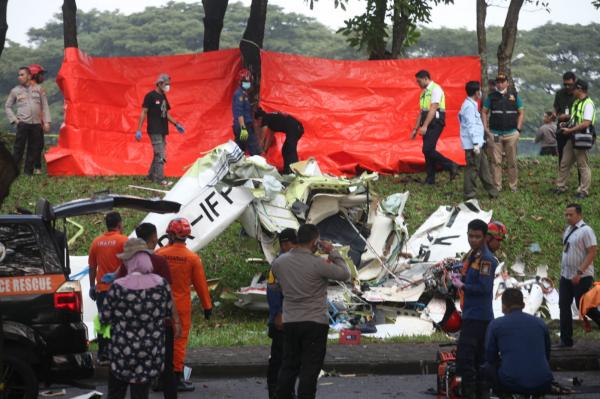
xmin=271 ymin=224 xmax=350 ymax=399
xmin=136 ymin=73 xmax=185 ymax=186
xmin=232 ymin=68 xmax=261 ymax=155
xmin=459 ymin=81 xmax=498 ymax=200
xmin=481 ymin=74 xmax=524 ymax=193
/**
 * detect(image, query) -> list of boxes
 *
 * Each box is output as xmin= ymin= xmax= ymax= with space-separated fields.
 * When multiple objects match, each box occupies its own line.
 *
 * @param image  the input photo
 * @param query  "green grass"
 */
xmin=2 ymin=149 xmax=600 ymax=347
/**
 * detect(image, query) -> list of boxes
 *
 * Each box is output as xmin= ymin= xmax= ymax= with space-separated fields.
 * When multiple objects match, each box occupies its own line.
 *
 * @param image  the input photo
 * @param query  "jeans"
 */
xmin=108 ymin=372 xmax=150 ymax=399
xmin=559 ymin=276 xmax=600 ymax=346
xmin=233 ymin=125 xmax=261 ymax=156
xmin=13 ymin=122 xmax=43 ymax=175
xmin=276 ymin=322 xmax=329 ymax=399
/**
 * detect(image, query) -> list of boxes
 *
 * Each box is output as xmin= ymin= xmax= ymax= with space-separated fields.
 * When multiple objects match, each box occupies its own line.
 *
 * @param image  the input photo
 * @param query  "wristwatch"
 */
xmin=516 ymin=128 xmax=522 ymax=133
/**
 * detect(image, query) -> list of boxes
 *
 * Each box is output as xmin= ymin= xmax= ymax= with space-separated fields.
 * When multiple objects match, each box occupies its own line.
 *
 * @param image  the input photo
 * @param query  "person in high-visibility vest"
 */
xmin=555 ymin=79 xmax=596 ymax=198
xmin=156 ymin=218 xmax=212 ymax=392
xmin=410 ymin=69 xmax=458 ymax=185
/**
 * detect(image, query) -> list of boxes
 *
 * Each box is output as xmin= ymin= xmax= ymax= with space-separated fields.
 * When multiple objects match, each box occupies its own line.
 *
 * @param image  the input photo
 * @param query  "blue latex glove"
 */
xmin=175 ymin=123 xmax=185 ymax=134
xmin=135 ymin=130 xmax=142 ymax=141
xmin=101 ymin=272 xmax=117 ymax=284
xmin=451 ymin=275 xmax=465 ymax=289
xmin=89 ymin=287 xmax=97 ymax=301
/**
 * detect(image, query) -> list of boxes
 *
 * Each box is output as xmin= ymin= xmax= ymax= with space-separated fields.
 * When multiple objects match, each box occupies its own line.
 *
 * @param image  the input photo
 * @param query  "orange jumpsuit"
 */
xmin=157 ymin=242 xmax=212 ymax=372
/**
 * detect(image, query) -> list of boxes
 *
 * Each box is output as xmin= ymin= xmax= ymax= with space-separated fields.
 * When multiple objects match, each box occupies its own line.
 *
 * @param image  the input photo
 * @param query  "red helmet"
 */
xmin=28 ymin=64 xmax=46 ymax=83
xmin=238 ymin=68 xmax=252 ymax=82
xmin=441 ymin=310 xmax=462 ymax=333
xmin=487 ymin=221 xmax=508 ymax=241
xmin=166 ymin=218 xmax=192 ymax=239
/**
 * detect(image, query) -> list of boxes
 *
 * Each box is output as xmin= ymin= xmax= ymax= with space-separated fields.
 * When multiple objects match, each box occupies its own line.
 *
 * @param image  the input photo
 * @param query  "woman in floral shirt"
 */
xmin=101 ymin=238 xmax=172 ymax=399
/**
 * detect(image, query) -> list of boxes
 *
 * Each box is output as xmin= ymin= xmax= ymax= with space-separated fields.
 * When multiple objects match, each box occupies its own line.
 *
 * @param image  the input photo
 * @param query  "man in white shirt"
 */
xmin=459 ymin=81 xmax=498 ymax=200
xmin=410 ymin=70 xmax=458 ymax=185
xmin=555 ymin=79 xmax=596 ymax=198
xmin=557 ymin=203 xmax=600 ymax=348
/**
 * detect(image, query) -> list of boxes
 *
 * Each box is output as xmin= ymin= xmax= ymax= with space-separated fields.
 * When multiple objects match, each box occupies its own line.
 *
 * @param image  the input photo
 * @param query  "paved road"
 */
xmin=47 ymin=372 xmax=600 ymax=398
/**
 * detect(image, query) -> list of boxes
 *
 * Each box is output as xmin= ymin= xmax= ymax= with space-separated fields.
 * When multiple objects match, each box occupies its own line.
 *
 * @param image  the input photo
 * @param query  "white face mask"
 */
xmin=163 ymin=84 xmax=171 ymax=93
xmin=241 ymin=82 xmax=251 ymax=90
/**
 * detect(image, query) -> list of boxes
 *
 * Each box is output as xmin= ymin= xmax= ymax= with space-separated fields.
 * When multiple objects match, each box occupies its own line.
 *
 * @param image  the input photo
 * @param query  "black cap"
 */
xmin=278 ymin=228 xmax=297 ymax=244
xmin=574 ymin=79 xmax=589 ymax=92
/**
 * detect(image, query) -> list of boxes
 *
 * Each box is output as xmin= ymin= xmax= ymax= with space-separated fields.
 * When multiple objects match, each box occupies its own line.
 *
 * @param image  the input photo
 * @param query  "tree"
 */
xmin=338 ymin=0 xmax=453 ymax=59
xmin=202 ymin=0 xmax=229 ymax=51
xmin=0 ymin=0 xmax=7 ymax=58
xmin=239 ymin=0 xmax=268 ymax=100
xmin=476 ymin=0 xmax=489 ymax=96
xmin=496 ymin=0 xmax=525 ymax=84
xmin=62 ymin=0 xmax=78 ymax=48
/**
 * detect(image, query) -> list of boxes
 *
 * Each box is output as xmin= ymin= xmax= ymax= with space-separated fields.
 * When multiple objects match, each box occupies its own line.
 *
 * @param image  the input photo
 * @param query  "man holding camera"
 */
xmin=272 ymin=224 xmax=350 ymax=399
xmin=555 ymin=79 xmax=596 ymax=198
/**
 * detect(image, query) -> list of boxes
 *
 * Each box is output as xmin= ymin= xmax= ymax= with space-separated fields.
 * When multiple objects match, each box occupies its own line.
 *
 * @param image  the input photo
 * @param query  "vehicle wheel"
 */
xmin=0 ymin=351 xmax=38 ymax=399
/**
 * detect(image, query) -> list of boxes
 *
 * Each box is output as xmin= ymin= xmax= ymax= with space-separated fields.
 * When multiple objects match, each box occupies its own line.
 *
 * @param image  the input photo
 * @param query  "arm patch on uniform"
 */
xmin=480 ymin=261 xmax=491 ymax=276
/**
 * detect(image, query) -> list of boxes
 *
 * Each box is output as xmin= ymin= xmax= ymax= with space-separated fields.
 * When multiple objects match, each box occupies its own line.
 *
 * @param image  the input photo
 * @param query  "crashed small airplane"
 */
xmin=69 ymin=141 xmax=564 ymax=339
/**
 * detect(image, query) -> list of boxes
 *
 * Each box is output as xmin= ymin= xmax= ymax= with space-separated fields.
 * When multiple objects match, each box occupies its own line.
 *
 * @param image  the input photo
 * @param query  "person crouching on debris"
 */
xmin=272 ymin=224 xmax=350 ymax=399
xmin=451 ymin=219 xmax=498 ymax=399
xmin=101 ymin=238 xmax=173 ymax=399
xmin=232 ymin=68 xmax=261 ymax=155
xmin=484 ymin=288 xmax=553 ymax=397
xmin=255 ymin=107 xmax=304 ymax=174
xmin=136 ymin=73 xmax=185 ymax=186
xmin=267 ymin=228 xmax=298 ymax=399
xmin=156 ymin=218 xmax=212 ymax=392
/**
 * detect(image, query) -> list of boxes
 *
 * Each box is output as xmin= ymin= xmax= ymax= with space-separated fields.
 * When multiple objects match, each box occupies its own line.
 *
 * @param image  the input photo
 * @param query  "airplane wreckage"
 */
xmin=70 ymin=141 xmax=564 ymax=340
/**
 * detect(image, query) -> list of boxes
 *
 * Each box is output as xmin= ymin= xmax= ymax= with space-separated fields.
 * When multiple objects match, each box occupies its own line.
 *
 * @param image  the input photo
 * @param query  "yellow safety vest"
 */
xmin=570 ymin=97 xmax=596 ymax=125
xmin=420 ymin=82 xmax=446 ymax=111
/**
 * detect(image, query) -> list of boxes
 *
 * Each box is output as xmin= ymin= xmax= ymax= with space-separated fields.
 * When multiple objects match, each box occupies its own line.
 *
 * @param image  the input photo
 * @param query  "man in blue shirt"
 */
xmin=232 ymin=68 xmax=261 ymax=155
xmin=459 ymin=81 xmax=498 ymax=200
xmin=266 ymin=228 xmax=297 ymax=399
xmin=484 ymin=288 xmax=553 ymax=396
xmin=451 ymin=219 xmax=498 ymax=399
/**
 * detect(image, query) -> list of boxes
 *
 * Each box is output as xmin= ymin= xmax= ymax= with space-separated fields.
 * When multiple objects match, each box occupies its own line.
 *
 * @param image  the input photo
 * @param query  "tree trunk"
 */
xmin=202 ymin=0 xmax=229 ymax=52
xmin=391 ymin=1 xmax=410 ymax=59
xmin=62 ymin=0 xmax=78 ymax=48
xmin=497 ymin=0 xmax=524 ymax=86
xmin=368 ymin=0 xmax=388 ymax=60
xmin=476 ymin=0 xmax=489 ymax=98
xmin=240 ymin=0 xmax=267 ymax=102
xmin=0 ymin=0 xmax=7 ymax=58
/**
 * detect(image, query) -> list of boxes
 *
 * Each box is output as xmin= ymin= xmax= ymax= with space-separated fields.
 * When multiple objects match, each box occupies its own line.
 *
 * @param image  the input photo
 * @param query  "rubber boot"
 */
xmin=175 ymin=372 xmax=195 ymax=392
xmin=461 ymin=382 xmax=478 ymax=399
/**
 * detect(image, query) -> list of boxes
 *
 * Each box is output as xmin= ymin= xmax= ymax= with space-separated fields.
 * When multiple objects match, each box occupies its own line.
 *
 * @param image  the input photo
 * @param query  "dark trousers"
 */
xmin=422 ymin=119 xmax=455 ymax=183
xmin=463 ymin=148 xmax=497 ymax=199
xmin=96 ymin=291 xmax=109 ymax=361
xmin=233 ymin=125 xmax=261 ymax=156
xmin=484 ymin=363 xmax=551 ymax=397
xmin=108 ymin=372 xmax=150 ymax=399
xmin=539 ymin=146 xmax=557 ymax=156
xmin=13 ymin=122 xmax=43 ymax=175
xmin=267 ymin=325 xmax=285 ymax=398
xmin=456 ymin=319 xmax=489 ymax=384
xmin=162 ymin=325 xmax=177 ymax=399
xmin=282 ymin=128 xmax=303 ymax=174
xmin=276 ymin=322 xmax=328 ymax=399
xmin=559 ymin=276 xmax=600 ymax=346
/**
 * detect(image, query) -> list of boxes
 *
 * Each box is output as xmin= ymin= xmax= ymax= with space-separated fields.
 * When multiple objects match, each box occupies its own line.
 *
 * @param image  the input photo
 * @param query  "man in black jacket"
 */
xmin=255 ymin=107 xmax=304 ymax=174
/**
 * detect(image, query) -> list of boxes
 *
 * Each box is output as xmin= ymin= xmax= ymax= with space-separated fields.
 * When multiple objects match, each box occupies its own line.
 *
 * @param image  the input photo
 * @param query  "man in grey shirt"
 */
xmin=5 ymin=66 xmax=51 ymax=175
xmin=558 ymin=203 xmax=600 ymax=348
xmin=272 ymin=224 xmax=350 ymax=399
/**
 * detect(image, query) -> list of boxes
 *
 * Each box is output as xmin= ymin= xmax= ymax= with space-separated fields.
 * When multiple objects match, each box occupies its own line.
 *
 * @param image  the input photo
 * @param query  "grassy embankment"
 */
xmin=2 ymin=155 xmax=600 ymax=346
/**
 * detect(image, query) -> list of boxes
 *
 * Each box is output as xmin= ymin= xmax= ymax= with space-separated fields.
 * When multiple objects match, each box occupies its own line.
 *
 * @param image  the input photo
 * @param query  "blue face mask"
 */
xmin=242 ymin=82 xmax=251 ymax=90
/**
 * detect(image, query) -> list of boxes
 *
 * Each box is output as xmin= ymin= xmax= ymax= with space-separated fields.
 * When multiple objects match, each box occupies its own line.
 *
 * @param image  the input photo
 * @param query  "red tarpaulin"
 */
xmin=47 ymin=48 xmax=479 ymax=176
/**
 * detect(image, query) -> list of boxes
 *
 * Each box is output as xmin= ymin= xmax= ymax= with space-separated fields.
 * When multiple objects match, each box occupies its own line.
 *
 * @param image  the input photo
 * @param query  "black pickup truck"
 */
xmin=0 ymin=195 xmax=180 ymax=398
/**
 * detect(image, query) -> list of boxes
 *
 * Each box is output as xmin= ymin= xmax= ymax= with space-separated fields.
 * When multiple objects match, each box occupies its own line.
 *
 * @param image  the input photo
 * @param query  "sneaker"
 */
xmin=552 ymin=187 xmax=567 ymax=195
xmin=176 ymin=378 xmax=195 ymax=392
xmin=33 ymin=168 xmax=42 ymax=175
xmin=574 ymin=192 xmax=588 ymax=199
xmin=551 ymin=342 xmax=573 ymax=349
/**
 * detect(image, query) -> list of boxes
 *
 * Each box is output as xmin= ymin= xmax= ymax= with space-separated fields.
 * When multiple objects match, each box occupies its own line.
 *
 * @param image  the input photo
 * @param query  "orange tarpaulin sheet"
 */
xmin=46 ymin=48 xmax=479 ymax=176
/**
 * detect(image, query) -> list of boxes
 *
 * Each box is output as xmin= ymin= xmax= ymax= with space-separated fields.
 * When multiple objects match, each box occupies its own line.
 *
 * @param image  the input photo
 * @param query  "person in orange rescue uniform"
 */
xmin=156 ymin=217 xmax=212 ymax=393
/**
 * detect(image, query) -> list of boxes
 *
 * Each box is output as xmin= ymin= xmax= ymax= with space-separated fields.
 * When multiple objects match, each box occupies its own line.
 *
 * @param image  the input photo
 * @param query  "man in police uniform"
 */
xmin=410 ymin=70 xmax=458 ymax=185
xmin=482 ymin=74 xmax=524 ymax=192
xmin=555 ymin=79 xmax=596 ymax=198
xmin=452 ymin=219 xmax=498 ymax=399
xmin=232 ymin=69 xmax=261 ymax=155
